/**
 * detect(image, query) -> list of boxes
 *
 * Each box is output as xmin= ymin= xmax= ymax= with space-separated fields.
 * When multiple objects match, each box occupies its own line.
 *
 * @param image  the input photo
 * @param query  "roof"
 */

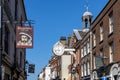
xmin=82 ymin=6 xmax=92 ymax=17
xmin=73 ymin=29 xmax=87 ymax=40
xmin=73 ymin=29 xmax=82 ymax=40
xmin=83 ymin=11 xmax=92 ymax=17
xmin=78 ymin=30 xmax=87 ymax=38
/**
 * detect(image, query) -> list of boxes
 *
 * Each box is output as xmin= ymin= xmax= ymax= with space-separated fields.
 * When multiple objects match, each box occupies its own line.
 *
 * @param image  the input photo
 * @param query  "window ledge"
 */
xmin=99 ymin=40 xmax=103 ymax=44
xmin=108 ymin=32 xmax=113 ymax=37
xmin=93 ymin=46 xmax=96 ymax=49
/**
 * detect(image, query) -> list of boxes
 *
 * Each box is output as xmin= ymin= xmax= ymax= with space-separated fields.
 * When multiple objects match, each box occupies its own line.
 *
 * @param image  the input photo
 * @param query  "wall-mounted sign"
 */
xmin=95 ymin=56 xmax=104 ymax=68
xmin=16 ymin=26 xmax=33 ymax=48
xmin=52 ymin=41 xmax=65 ymax=56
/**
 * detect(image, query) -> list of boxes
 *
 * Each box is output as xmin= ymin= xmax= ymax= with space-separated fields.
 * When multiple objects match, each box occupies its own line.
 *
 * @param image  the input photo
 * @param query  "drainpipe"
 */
xmin=0 ymin=0 xmax=2 ymax=79
xmin=90 ymin=31 xmax=93 ymax=80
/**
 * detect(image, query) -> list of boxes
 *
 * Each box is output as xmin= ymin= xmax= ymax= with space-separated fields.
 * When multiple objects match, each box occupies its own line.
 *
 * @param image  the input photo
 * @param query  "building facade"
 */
xmin=69 ymin=0 xmax=120 ymax=80
xmin=39 ymin=0 xmax=120 ymax=80
xmin=49 ymin=55 xmax=60 ymax=80
xmin=91 ymin=0 xmax=120 ymax=79
xmin=1 ymin=0 xmax=27 ymax=80
xmin=68 ymin=4 xmax=93 ymax=80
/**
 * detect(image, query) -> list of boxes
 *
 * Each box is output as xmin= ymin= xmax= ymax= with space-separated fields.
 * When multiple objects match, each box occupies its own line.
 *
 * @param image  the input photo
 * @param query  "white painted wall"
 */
xmin=61 ymin=55 xmax=71 ymax=80
xmin=38 ymin=72 xmax=44 ymax=80
xmin=45 ymin=67 xmax=51 ymax=80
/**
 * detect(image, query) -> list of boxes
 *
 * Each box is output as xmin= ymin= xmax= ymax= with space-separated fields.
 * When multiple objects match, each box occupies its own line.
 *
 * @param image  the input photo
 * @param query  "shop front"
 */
xmin=92 ymin=62 xmax=120 ymax=80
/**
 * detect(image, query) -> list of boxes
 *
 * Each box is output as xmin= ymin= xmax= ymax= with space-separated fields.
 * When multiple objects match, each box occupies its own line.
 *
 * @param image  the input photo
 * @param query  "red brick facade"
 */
xmin=91 ymin=0 xmax=120 ymax=79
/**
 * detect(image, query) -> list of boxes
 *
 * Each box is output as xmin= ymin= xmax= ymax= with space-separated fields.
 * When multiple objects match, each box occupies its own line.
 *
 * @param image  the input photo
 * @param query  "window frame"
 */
xmin=109 ymin=42 xmax=114 ymax=63
xmin=100 ymin=22 xmax=104 ymax=42
xmin=93 ymin=31 xmax=96 ymax=47
xmin=109 ymin=12 xmax=114 ymax=34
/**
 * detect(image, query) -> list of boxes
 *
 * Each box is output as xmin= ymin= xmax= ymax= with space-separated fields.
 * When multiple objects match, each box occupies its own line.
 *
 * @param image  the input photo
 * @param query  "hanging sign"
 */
xmin=28 ymin=64 xmax=35 ymax=73
xmin=16 ymin=26 xmax=33 ymax=48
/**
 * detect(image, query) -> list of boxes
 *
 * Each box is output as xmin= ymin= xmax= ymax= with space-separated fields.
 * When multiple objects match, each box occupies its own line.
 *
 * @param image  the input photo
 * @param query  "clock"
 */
xmin=53 ymin=41 xmax=65 ymax=56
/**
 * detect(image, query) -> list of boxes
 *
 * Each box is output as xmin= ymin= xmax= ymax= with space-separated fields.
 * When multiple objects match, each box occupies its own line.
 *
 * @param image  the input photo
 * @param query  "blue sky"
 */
xmin=24 ymin=0 xmax=109 ymax=80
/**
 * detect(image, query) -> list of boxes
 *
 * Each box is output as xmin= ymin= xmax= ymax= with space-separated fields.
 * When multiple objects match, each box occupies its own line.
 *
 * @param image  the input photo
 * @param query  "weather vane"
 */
xmin=84 ymin=0 xmax=89 ymax=11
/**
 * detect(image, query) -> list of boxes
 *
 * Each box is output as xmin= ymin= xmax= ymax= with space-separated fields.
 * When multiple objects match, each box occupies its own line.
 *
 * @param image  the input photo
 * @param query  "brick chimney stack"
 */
xmin=60 ymin=36 xmax=66 ymax=46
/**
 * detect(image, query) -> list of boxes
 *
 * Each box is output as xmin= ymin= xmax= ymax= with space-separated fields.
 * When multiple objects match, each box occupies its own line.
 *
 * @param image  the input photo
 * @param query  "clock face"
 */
xmin=53 ymin=41 xmax=65 ymax=56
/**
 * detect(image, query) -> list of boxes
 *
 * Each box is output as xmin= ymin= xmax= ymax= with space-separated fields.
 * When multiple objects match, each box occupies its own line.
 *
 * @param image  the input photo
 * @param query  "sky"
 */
xmin=24 ymin=0 xmax=109 ymax=80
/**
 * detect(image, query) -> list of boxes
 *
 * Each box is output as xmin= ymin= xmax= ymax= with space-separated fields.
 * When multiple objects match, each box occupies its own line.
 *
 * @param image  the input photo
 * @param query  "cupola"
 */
xmin=82 ymin=5 xmax=93 ymax=32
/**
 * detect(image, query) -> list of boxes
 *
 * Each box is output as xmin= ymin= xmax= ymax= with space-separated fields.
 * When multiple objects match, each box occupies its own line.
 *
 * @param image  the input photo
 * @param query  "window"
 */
xmin=81 ymin=65 xmax=83 ymax=76
xmin=87 ymin=39 xmax=90 ymax=54
xmin=84 ymin=45 xmax=87 ymax=56
xmin=100 ymin=48 xmax=106 ymax=65
xmin=109 ymin=42 xmax=114 ymax=63
xmin=93 ymin=31 xmax=96 ymax=47
xmin=5 ymin=73 xmax=10 ymax=80
xmin=109 ymin=12 xmax=113 ymax=34
xmin=84 ymin=63 xmax=87 ymax=76
xmin=15 ymin=0 xmax=18 ymax=21
xmin=20 ymin=52 xmax=23 ymax=68
xmin=100 ymin=48 xmax=103 ymax=57
xmin=81 ymin=48 xmax=83 ymax=58
xmin=93 ymin=55 xmax=96 ymax=69
xmin=87 ymin=61 xmax=90 ymax=75
xmin=4 ymin=24 xmax=9 ymax=54
xmin=100 ymin=23 xmax=104 ymax=41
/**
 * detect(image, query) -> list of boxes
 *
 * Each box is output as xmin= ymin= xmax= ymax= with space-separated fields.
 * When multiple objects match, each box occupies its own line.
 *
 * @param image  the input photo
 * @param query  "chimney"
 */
xmin=60 ymin=36 xmax=66 ymax=46
xmin=68 ymin=35 xmax=72 ymax=47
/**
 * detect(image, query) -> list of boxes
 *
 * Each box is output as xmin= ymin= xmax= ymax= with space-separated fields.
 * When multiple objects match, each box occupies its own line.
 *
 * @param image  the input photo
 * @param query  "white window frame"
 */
xmin=84 ymin=63 xmax=86 ymax=76
xmin=93 ymin=31 xmax=96 ymax=47
xmin=109 ymin=42 xmax=114 ymax=63
xmin=109 ymin=13 xmax=113 ymax=34
xmin=84 ymin=45 xmax=86 ymax=56
xmin=100 ymin=23 xmax=104 ymax=41
xmin=81 ymin=48 xmax=83 ymax=58
xmin=87 ymin=39 xmax=90 ymax=54
xmin=87 ymin=62 xmax=90 ymax=75
xmin=81 ymin=65 xmax=84 ymax=77
xmin=94 ymin=56 xmax=96 ymax=69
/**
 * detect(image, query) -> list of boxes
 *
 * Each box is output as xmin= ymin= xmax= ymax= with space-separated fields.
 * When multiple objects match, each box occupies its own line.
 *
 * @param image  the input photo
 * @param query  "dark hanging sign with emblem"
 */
xmin=16 ymin=26 xmax=33 ymax=48
xmin=28 ymin=64 xmax=35 ymax=73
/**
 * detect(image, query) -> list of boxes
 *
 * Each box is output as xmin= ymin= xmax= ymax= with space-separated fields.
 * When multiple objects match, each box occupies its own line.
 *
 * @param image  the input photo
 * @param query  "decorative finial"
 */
xmin=86 ymin=0 xmax=88 ymax=11
xmin=84 ymin=0 xmax=89 ymax=12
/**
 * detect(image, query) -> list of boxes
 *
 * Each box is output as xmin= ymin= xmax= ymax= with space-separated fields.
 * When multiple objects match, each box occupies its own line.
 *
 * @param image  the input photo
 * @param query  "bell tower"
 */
xmin=82 ymin=1 xmax=93 ymax=32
